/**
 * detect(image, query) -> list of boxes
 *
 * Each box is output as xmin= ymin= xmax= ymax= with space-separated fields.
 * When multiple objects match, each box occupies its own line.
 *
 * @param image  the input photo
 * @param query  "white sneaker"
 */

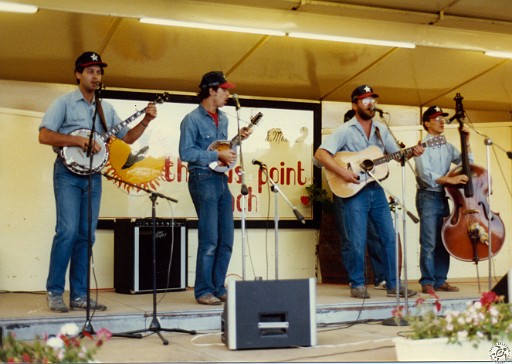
xmin=374 ymin=281 xmax=387 ymax=290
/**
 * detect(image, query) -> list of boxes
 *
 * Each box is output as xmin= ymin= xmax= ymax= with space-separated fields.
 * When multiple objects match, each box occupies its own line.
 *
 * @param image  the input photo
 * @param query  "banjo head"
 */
xmin=61 ymin=128 xmax=109 ymax=175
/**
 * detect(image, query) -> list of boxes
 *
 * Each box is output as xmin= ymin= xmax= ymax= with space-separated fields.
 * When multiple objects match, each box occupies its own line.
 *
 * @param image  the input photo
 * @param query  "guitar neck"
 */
xmin=229 ymin=121 xmax=256 ymax=148
xmin=104 ymin=107 xmax=148 ymax=139
xmin=373 ymin=140 xmax=430 ymax=166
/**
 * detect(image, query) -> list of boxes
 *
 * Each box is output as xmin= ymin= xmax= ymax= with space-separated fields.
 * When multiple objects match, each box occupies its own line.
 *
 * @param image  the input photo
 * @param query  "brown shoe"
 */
xmin=197 ymin=293 xmax=221 ymax=305
xmin=350 ymin=286 xmax=370 ymax=299
xmin=435 ymin=282 xmax=459 ymax=292
xmin=421 ymin=284 xmax=435 ymax=294
xmin=217 ymin=294 xmax=227 ymax=302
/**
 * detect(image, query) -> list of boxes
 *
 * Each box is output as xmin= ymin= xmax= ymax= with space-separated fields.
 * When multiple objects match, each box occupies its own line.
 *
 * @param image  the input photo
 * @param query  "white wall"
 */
xmin=0 ymin=80 xmax=511 ymax=292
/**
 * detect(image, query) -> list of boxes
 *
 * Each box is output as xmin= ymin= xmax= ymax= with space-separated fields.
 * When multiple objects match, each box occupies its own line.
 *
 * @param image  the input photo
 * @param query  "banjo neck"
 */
xmin=103 ymin=107 xmax=148 ymax=140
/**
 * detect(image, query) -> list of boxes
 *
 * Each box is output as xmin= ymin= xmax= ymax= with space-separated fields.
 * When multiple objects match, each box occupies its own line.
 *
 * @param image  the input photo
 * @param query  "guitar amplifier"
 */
xmin=114 ymin=218 xmax=187 ymax=294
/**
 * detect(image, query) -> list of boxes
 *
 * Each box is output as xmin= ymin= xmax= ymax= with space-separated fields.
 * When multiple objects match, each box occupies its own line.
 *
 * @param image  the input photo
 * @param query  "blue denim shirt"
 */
xmin=320 ymin=116 xmax=401 ymax=155
xmin=39 ymin=88 xmax=126 ymax=138
xmin=179 ymin=104 xmax=229 ymax=171
xmin=414 ymin=133 xmax=474 ymax=191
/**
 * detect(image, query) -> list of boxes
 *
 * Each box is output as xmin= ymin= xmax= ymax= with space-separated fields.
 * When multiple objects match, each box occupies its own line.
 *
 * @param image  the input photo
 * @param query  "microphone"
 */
xmin=293 ymin=208 xmax=306 ymax=225
xmin=95 ymin=82 xmax=103 ymax=98
xmin=252 ymin=159 xmax=266 ymax=167
xmin=371 ymin=106 xmax=385 ymax=117
xmin=232 ymin=94 xmax=241 ymax=110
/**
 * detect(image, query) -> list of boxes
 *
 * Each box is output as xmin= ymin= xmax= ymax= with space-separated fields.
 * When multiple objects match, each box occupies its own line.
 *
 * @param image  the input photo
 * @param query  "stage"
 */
xmin=0 ymin=280 xmax=483 ymax=362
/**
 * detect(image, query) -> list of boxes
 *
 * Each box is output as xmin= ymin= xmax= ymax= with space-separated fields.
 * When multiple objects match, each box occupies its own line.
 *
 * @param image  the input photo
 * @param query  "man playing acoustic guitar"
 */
xmin=314 ymin=85 xmax=423 ymax=299
xmin=39 ymin=51 xmax=157 ymax=312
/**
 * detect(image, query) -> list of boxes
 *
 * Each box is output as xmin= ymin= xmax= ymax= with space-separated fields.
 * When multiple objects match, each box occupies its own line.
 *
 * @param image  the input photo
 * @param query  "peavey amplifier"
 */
xmin=114 ymin=218 xmax=187 ymax=294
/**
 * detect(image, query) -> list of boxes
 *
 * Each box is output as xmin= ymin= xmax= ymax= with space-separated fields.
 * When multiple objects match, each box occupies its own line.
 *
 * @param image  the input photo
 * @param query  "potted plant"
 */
xmin=393 ymin=290 xmax=512 ymax=361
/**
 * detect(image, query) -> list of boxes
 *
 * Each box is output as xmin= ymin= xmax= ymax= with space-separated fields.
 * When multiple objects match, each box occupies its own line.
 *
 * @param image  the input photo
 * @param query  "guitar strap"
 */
xmin=374 ymin=126 xmax=387 ymax=154
xmin=95 ymin=98 xmax=109 ymax=132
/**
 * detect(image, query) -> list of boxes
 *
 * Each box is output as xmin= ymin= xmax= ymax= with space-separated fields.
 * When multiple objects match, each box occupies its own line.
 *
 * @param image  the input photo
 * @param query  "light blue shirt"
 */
xmin=39 ymin=88 xmax=126 ymax=138
xmin=179 ymin=105 xmax=229 ymax=171
xmin=319 ymin=117 xmax=401 ymax=155
xmin=414 ymin=133 xmax=474 ymax=191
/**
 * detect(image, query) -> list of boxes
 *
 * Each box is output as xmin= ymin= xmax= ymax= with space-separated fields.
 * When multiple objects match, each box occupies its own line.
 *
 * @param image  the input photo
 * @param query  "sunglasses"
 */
xmin=429 ymin=116 xmax=446 ymax=122
xmin=360 ymin=97 xmax=376 ymax=106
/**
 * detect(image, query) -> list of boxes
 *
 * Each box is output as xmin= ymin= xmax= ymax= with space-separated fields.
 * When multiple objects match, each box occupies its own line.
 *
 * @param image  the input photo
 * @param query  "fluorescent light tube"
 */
xmin=140 ymin=17 xmax=285 ymax=36
xmin=289 ymin=32 xmax=415 ymax=48
xmin=0 ymin=1 xmax=38 ymax=13
xmin=485 ymin=51 xmax=512 ymax=59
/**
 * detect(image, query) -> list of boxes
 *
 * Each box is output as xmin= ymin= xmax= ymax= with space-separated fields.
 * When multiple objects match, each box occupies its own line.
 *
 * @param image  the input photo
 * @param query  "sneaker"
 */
xmin=47 ymin=292 xmax=69 ymax=313
xmin=197 ymin=293 xmax=221 ymax=305
xmin=374 ymin=281 xmax=387 ymax=290
xmin=70 ymin=297 xmax=107 ymax=311
xmin=387 ymin=286 xmax=417 ymax=298
xmin=350 ymin=286 xmax=370 ymax=299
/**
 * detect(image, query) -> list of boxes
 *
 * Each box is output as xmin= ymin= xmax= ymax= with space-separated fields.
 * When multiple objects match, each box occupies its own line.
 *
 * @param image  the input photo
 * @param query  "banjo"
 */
xmin=60 ymin=92 xmax=170 ymax=175
xmin=207 ymin=112 xmax=263 ymax=173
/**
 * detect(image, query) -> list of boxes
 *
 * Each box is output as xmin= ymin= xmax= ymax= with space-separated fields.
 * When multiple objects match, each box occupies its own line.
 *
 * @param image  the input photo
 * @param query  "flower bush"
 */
xmin=396 ymin=290 xmax=512 ymax=347
xmin=301 ymin=182 xmax=333 ymax=212
xmin=0 ymin=323 xmax=112 ymax=363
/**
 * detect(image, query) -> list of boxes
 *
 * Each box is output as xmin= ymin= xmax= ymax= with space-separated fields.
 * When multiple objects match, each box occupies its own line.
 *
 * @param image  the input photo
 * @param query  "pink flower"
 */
xmin=480 ymin=291 xmax=498 ymax=308
xmin=96 ymin=328 xmax=112 ymax=341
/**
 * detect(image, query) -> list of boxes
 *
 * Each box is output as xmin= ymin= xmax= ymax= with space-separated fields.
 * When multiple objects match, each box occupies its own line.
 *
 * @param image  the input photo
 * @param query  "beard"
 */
xmin=356 ymin=105 xmax=375 ymax=120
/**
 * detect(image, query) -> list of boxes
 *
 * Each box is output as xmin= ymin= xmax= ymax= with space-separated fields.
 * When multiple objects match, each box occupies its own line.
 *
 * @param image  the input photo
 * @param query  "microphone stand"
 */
xmin=362 ymin=167 xmax=418 ymax=326
xmin=234 ymin=102 xmax=249 ymax=280
xmin=82 ymin=90 xmax=100 ymax=336
xmin=256 ymin=162 xmax=305 ymax=279
xmin=375 ymin=112 xmax=418 ymax=325
xmin=101 ymin=173 xmax=196 ymax=345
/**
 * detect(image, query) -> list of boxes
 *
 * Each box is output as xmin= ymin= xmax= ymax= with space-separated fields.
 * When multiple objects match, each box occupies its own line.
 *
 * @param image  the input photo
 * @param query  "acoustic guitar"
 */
xmin=325 ymin=135 xmax=446 ymax=198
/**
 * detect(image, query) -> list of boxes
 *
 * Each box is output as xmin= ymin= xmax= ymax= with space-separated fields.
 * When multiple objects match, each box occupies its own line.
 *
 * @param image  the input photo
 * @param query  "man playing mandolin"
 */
xmin=314 ymin=84 xmax=423 ymax=299
xmin=179 ymin=71 xmax=252 ymax=305
xmin=38 ymin=51 xmax=157 ymax=312
xmin=415 ymin=105 xmax=472 ymax=294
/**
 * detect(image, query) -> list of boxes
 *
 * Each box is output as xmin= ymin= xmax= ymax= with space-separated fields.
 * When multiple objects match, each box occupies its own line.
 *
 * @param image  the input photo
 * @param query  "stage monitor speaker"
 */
xmin=491 ymin=269 xmax=512 ymax=303
xmin=114 ymin=218 xmax=187 ymax=294
xmin=221 ymin=278 xmax=317 ymax=350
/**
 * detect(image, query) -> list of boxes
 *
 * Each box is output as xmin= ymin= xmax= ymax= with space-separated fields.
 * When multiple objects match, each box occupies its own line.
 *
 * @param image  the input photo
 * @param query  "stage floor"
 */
xmin=0 ymin=280 xmax=487 ymax=362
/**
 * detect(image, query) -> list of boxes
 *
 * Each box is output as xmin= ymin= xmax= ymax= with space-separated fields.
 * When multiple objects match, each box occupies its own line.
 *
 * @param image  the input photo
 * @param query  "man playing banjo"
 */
xmin=38 ymin=51 xmax=157 ymax=312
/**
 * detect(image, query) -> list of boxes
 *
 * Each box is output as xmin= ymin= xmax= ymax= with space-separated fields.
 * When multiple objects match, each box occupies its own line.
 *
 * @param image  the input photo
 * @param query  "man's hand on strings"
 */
xmin=218 ymin=149 xmax=236 ymax=166
xmin=240 ymin=126 xmax=253 ymax=140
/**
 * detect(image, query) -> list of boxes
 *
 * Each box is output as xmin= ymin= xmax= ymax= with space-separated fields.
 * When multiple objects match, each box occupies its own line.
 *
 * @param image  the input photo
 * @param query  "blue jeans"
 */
xmin=188 ymin=169 xmax=234 ymax=299
xmin=366 ymin=220 xmax=386 ymax=285
xmin=336 ymin=202 xmax=385 ymax=285
xmin=416 ymin=189 xmax=450 ymax=288
xmin=46 ymin=159 xmax=102 ymax=300
xmin=334 ymin=182 xmax=398 ymax=290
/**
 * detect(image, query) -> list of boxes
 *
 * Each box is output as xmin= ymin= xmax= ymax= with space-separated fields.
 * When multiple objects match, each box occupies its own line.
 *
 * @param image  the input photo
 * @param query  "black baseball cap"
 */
xmin=423 ymin=105 xmax=449 ymax=122
xmin=351 ymin=85 xmax=379 ymax=102
xmin=199 ymin=71 xmax=236 ymax=89
xmin=74 ymin=51 xmax=108 ymax=71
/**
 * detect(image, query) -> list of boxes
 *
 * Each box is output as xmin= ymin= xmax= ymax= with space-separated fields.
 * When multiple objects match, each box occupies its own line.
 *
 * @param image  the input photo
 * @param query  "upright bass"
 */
xmin=441 ymin=93 xmax=505 ymax=262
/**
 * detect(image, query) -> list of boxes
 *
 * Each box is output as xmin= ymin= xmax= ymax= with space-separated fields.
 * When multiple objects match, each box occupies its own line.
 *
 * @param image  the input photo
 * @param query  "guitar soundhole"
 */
xmin=360 ymin=160 xmax=374 ymax=172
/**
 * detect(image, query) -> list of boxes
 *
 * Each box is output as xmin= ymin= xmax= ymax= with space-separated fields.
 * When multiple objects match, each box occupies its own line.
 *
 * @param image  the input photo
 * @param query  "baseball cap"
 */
xmin=199 ymin=71 xmax=236 ymax=89
xmin=351 ymin=85 xmax=379 ymax=102
xmin=423 ymin=105 xmax=449 ymax=122
xmin=74 ymin=51 xmax=108 ymax=70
